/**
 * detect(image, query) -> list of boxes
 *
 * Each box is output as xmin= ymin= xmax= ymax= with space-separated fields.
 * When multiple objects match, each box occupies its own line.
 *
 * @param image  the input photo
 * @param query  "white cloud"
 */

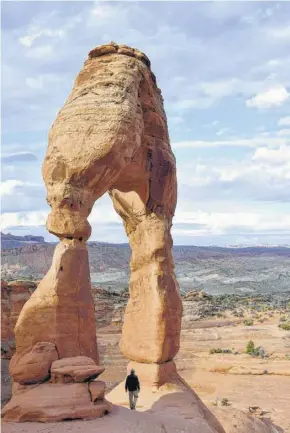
xmin=173 ymin=134 xmax=289 ymax=149
xmin=278 ymin=116 xmax=290 ymax=126
xmin=0 ymin=211 xmax=48 ymax=230
xmin=3 ymin=1 xmax=290 ymax=245
xmin=269 ymin=26 xmax=290 ymax=39
xmin=174 ymin=209 xmax=290 ymax=236
xmin=0 ymin=180 xmax=24 ymax=196
xmin=252 ymin=145 xmax=290 ymax=165
xmin=88 ymin=195 xmax=122 ymax=225
xmin=246 ymin=85 xmax=290 ymax=108
xmin=277 ymin=129 xmax=290 ymax=137
xmin=19 ymin=28 xmax=64 ymax=48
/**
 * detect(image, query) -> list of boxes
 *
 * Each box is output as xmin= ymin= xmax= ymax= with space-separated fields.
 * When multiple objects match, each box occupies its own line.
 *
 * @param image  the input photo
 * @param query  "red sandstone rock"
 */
xmin=51 ymin=356 xmax=105 ymax=383
xmin=1 ymin=280 xmax=36 ymax=359
xmin=12 ymin=241 xmax=98 ymax=364
xmin=127 ymin=360 xmax=178 ymax=387
xmin=3 ymin=42 xmax=182 ymax=423
xmin=40 ymin=41 xmax=182 ymax=364
xmin=2 ymin=382 xmax=111 ymax=422
xmin=89 ymin=380 xmax=106 ymax=402
xmin=10 ymin=342 xmax=58 ymax=384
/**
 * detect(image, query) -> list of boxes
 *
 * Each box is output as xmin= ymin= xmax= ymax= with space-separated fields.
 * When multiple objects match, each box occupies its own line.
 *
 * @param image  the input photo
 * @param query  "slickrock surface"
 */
xmin=2 ymin=284 xmax=290 ymax=429
xmin=0 ymin=406 xmax=283 ymax=433
xmin=107 ymin=373 xmax=225 ymax=433
xmin=2 ymin=382 xmax=111 ymax=423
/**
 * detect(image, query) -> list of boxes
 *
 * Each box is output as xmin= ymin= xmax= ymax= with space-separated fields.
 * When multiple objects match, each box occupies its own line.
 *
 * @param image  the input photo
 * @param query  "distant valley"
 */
xmin=1 ymin=232 xmax=290 ymax=295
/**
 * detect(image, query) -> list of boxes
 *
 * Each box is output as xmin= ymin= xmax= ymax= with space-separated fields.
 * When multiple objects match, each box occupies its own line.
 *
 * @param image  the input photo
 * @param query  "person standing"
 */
xmin=125 ymin=368 xmax=140 ymax=410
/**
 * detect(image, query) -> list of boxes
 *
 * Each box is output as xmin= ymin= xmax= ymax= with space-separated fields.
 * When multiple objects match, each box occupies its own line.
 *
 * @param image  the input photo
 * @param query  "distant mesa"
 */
xmin=1 ymin=232 xmax=46 ymax=250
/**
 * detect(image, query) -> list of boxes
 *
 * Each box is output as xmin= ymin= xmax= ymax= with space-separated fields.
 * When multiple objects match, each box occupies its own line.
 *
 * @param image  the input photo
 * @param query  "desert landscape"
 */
xmin=2 ymin=232 xmax=290 ymax=296
xmin=2 ymin=5 xmax=290 ymax=430
xmin=2 ymin=277 xmax=290 ymax=431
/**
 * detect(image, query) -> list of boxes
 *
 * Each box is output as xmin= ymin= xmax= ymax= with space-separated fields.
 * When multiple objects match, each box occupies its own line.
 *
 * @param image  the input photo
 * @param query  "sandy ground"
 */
xmin=98 ymin=310 xmax=290 ymax=432
xmin=2 ymin=310 xmax=290 ymax=432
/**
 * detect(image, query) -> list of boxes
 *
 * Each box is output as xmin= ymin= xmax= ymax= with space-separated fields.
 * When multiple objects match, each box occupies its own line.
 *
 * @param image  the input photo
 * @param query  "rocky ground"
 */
xmin=96 ymin=309 xmax=290 ymax=432
xmin=2 ymin=284 xmax=290 ymax=432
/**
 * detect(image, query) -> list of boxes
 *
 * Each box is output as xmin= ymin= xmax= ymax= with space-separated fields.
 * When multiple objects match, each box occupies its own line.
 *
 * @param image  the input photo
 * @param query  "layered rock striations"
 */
xmin=42 ymin=42 xmax=182 ymax=376
xmin=1 ymin=280 xmax=36 ymax=359
xmin=11 ymin=240 xmax=98 ymax=364
xmin=3 ymin=42 xmax=222 ymax=428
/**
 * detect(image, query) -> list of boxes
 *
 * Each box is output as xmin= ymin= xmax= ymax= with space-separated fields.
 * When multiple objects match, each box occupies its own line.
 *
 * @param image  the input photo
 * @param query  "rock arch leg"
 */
xmin=122 ymin=214 xmax=182 ymax=363
xmin=109 ymin=158 xmax=182 ymax=383
xmin=114 ymin=208 xmax=182 ymax=364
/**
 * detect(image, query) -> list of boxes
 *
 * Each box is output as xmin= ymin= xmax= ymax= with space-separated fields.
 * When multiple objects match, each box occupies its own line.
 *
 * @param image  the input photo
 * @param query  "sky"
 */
xmin=1 ymin=1 xmax=290 ymax=246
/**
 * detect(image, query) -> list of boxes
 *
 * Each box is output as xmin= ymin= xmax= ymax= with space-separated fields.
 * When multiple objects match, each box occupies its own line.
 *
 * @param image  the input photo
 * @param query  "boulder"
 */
xmin=89 ymin=380 xmax=106 ymax=402
xmin=51 ymin=356 xmax=105 ymax=383
xmin=2 ymin=382 xmax=111 ymax=422
xmin=10 ymin=341 xmax=58 ymax=384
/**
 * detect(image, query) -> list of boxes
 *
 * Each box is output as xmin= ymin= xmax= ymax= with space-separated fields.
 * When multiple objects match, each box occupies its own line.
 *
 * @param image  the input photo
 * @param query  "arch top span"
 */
xmin=43 ymin=42 xmax=175 ymax=241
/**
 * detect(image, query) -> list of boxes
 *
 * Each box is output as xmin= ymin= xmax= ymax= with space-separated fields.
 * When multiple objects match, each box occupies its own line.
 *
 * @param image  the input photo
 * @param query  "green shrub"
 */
xmin=244 ymin=319 xmax=254 ymax=326
xmin=246 ymin=340 xmax=255 ymax=354
xmin=209 ymin=348 xmax=223 ymax=354
xmin=280 ymin=316 xmax=287 ymax=322
xmin=279 ymin=322 xmax=290 ymax=331
xmin=221 ymin=398 xmax=230 ymax=406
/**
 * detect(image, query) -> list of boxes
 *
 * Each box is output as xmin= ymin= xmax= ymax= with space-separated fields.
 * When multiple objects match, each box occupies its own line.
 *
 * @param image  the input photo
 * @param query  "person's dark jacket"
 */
xmin=125 ymin=373 xmax=140 ymax=392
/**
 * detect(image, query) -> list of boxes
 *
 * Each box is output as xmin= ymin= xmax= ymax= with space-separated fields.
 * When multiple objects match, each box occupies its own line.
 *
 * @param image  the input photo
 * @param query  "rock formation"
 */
xmin=2 ymin=241 xmax=110 ymax=421
xmin=1 ymin=280 xmax=36 ymax=359
xmin=2 ymin=42 xmax=182 ymax=422
xmin=42 ymin=42 xmax=182 ymax=378
xmin=3 ymin=42 xmax=214 ymax=425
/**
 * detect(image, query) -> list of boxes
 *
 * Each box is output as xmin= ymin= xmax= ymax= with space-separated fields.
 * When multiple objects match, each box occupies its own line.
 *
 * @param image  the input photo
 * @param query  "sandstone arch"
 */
xmin=2 ymin=42 xmax=183 ymax=422
xmin=42 ymin=42 xmax=183 ymax=366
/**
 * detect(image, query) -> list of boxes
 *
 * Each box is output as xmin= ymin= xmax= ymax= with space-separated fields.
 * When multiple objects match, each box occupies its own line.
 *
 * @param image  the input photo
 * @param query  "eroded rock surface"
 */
xmin=51 ymin=356 xmax=105 ymax=383
xmin=3 ymin=42 xmax=182 ymax=422
xmin=41 ymin=41 xmax=182 ymax=366
xmin=10 ymin=342 xmax=58 ymax=384
xmin=12 ymin=240 xmax=98 ymax=364
xmin=2 ymin=382 xmax=111 ymax=422
xmin=107 ymin=367 xmax=226 ymax=433
xmin=1 ymin=280 xmax=36 ymax=359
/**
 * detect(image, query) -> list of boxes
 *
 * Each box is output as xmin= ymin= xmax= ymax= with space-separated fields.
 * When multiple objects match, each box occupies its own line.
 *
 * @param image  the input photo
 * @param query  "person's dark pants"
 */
xmin=129 ymin=390 xmax=139 ymax=409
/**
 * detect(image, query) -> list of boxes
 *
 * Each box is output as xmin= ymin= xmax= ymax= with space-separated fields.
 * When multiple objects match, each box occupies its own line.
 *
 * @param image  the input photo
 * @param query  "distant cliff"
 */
xmin=1 ymin=232 xmax=46 ymax=250
xmin=1 ymin=234 xmax=290 ymax=294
